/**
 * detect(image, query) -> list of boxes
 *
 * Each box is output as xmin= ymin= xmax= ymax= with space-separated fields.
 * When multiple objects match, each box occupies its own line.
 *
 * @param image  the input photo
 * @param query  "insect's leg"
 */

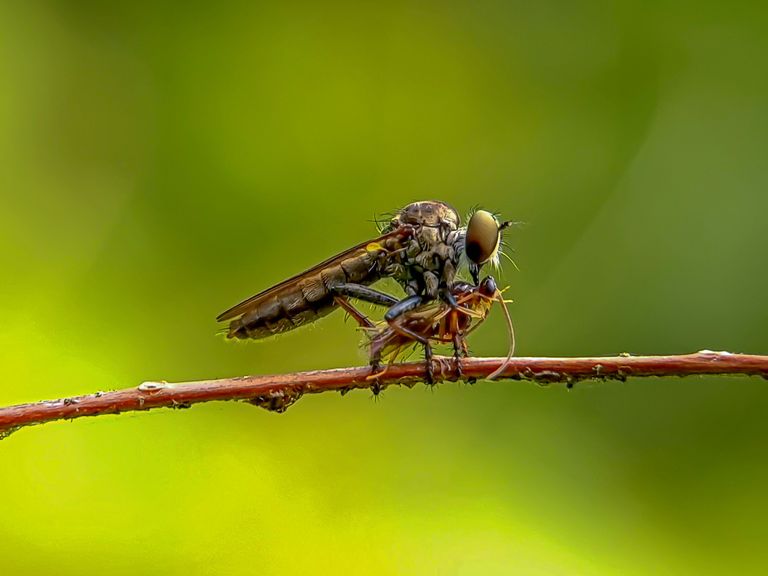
xmin=440 ymin=285 xmax=459 ymax=309
xmin=332 ymin=293 xmax=389 ymax=387
xmin=444 ymin=307 xmax=466 ymax=379
xmin=383 ymin=295 xmax=426 ymax=335
xmin=423 ymin=339 xmax=435 ymax=385
xmin=384 ymin=295 xmax=435 ymax=384
xmin=452 ymin=332 xmax=465 ymax=379
xmin=365 ymin=322 xmax=389 ymax=383
xmin=331 ymin=285 xmax=401 ymax=387
xmin=333 ymin=296 xmax=375 ymax=328
xmin=331 ymin=283 xmax=400 ymax=308
xmin=333 ymin=285 xmax=402 ymax=386
xmin=369 ymin=346 xmax=384 ymax=376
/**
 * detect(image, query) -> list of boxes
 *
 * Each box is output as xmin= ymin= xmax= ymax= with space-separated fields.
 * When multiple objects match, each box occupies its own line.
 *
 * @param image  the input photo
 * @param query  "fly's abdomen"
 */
xmin=226 ymin=274 xmax=335 ymax=340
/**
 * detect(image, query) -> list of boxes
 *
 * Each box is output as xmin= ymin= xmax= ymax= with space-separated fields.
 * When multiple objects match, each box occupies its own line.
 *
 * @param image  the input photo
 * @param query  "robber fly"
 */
xmin=217 ymin=200 xmax=512 ymax=343
xmin=365 ymin=275 xmax=515 ymax=384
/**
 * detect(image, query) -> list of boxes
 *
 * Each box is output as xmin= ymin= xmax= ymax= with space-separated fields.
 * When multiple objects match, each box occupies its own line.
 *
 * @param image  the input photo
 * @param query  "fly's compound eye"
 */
xmin=465 ymin=210 xmax=502 ymax=266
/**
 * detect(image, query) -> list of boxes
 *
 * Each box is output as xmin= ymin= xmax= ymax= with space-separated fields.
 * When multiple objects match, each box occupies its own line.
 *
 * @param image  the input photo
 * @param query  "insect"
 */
xmin=365 ymin=275 xmax=515 ymax=384
xmin=217 ymin=201 xmax=512 ymax=343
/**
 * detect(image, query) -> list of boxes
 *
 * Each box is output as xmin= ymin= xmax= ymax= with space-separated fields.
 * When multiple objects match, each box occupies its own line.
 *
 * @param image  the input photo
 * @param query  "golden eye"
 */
xmin=465 ymin=210 xmax=501 ymax=266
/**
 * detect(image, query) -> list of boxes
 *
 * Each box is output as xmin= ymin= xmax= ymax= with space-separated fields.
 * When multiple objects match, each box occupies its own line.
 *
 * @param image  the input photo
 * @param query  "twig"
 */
xmin=1 ymin=350 xmax=766 ymax=438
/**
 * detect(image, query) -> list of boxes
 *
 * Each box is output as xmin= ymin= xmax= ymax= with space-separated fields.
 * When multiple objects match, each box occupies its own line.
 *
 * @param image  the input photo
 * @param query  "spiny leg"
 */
xmin=422 ymin=339 xmax=435 ymax=385
xmin=331 ymin=283 xmax=399 ymax=308
xmin=452 ymin=332 xmax=465 ymax=379
xmin=440 ymin=285 xmax=459 ymax=309
xmin=366 ymin=339 xmax=387 ymax=384
xmin=333 ymin=295 xmax=387 ymax=389
xmin=384 ymin=295 xmax=436 ymax=384
xmin=331 ymin=284 xmax=402 ymax=387
xmin=333 ymin=295 xmax=375 ymax=329
xmin=440 ymin=284 xmax=467 ymax=379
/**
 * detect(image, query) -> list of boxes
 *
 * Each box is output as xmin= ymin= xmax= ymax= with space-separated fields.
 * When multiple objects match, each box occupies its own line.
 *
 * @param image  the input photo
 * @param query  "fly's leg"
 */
xmin=384 ymin=295 xmax=436 ymax=384
xmin=367 ymin=347 xmax=385 ymax=380
xmin=440 ymin=285 xmax=459 ymax=309
xmin=331 ymin=284 xmax=401 ymax=388
xmin=333 ymin=296 xmax=375 ymax=328
xmin=331 ymin=284 xmax=399 ymax=308
xmin=365 ymin=330 xmax=391 ymax=388
xmin=423 ymin=338 xmax=435 ymax=385
xmin=446 ymin=304 xmax=469 ymax=380
xmin=452 ymin=332 xmax=465 ymax=380
xmin=335 ymin=295 xmax=386 ymax=391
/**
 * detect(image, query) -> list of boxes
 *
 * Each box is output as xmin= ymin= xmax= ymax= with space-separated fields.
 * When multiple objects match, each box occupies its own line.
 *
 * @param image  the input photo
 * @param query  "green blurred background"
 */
xmin=2 ymin=1 xmax=768 ymax=574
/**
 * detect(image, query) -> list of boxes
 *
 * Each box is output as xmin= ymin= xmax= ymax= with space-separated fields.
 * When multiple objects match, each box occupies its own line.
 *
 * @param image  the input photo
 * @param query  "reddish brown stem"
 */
xmin=1 ymin=351 xmax=766 ymax=437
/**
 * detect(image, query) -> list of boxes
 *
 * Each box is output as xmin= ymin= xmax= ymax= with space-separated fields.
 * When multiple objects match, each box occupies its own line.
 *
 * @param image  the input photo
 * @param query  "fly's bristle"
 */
xmin=369 ymin=214 xmax=390 ymax=234
xmin=465 ymin=204 xmax=482 ymax=220
xmin=500 ymin=249 xmax=520 ymax=271
xmin=216 ymin=326 xmax=235 ymax=338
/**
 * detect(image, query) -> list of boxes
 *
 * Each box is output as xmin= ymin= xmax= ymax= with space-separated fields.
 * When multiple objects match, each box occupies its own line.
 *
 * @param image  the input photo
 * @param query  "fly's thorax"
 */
xmin=388 ymin=200 xmax=460 ymax=232
xmin=396 ymin=237 xmax=462 ymax=298
xmin=381 ymin=200 xmax=466 ymax=298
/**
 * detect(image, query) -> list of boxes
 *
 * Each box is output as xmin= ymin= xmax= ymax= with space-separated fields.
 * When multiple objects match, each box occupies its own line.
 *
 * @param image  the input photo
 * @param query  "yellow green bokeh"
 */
xmin=2 ymin=1 xmax=768 ymax=574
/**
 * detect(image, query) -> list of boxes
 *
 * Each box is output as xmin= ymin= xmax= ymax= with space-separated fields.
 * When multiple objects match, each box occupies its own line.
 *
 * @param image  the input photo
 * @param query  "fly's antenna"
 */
xmin=487 ymin=290 xmax=516 ymax=380
xmin=502 ymin=220 xmax=526 ymax=230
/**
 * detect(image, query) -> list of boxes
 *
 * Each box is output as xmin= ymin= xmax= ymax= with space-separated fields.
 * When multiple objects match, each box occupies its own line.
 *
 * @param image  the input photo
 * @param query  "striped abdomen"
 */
xmin=222 ymin=244 xmax=393 ymax=340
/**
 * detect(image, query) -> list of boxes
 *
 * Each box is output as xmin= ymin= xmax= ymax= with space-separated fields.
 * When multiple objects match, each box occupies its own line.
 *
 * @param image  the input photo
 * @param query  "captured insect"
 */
xmin=217 ymin=201 xmax=513 ymax=349
xmin=365 ymin=275 xmax=515 ymax=383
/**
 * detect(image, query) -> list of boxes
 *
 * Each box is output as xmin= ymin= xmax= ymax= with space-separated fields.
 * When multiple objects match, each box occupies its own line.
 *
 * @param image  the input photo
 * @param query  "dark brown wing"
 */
xmin=216 ymin=227 xmax=412 ymax=322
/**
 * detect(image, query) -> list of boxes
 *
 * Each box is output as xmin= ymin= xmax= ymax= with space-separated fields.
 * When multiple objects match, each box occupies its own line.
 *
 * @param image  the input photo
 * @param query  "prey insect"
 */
xmin=217 ymin=201 xmax=512 ymax=346
xmin=365 ymin=276 xmax=516 ymax=385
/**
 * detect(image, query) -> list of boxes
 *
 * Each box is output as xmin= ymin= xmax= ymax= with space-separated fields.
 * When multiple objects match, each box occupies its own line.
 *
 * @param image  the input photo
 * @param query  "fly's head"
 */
xmin=464 ymin=210 xmax=513 ymax=285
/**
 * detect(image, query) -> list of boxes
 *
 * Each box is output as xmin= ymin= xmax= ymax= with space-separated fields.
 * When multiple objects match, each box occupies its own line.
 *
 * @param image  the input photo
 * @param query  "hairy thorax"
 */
xmin=384 ymin=200 xmax=465 ymax=299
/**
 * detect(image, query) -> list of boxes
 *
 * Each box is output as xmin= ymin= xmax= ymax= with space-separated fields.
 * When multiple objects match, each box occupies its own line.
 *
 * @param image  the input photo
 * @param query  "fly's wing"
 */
xmin=217 ymin=227 xmax=412 ymax=322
